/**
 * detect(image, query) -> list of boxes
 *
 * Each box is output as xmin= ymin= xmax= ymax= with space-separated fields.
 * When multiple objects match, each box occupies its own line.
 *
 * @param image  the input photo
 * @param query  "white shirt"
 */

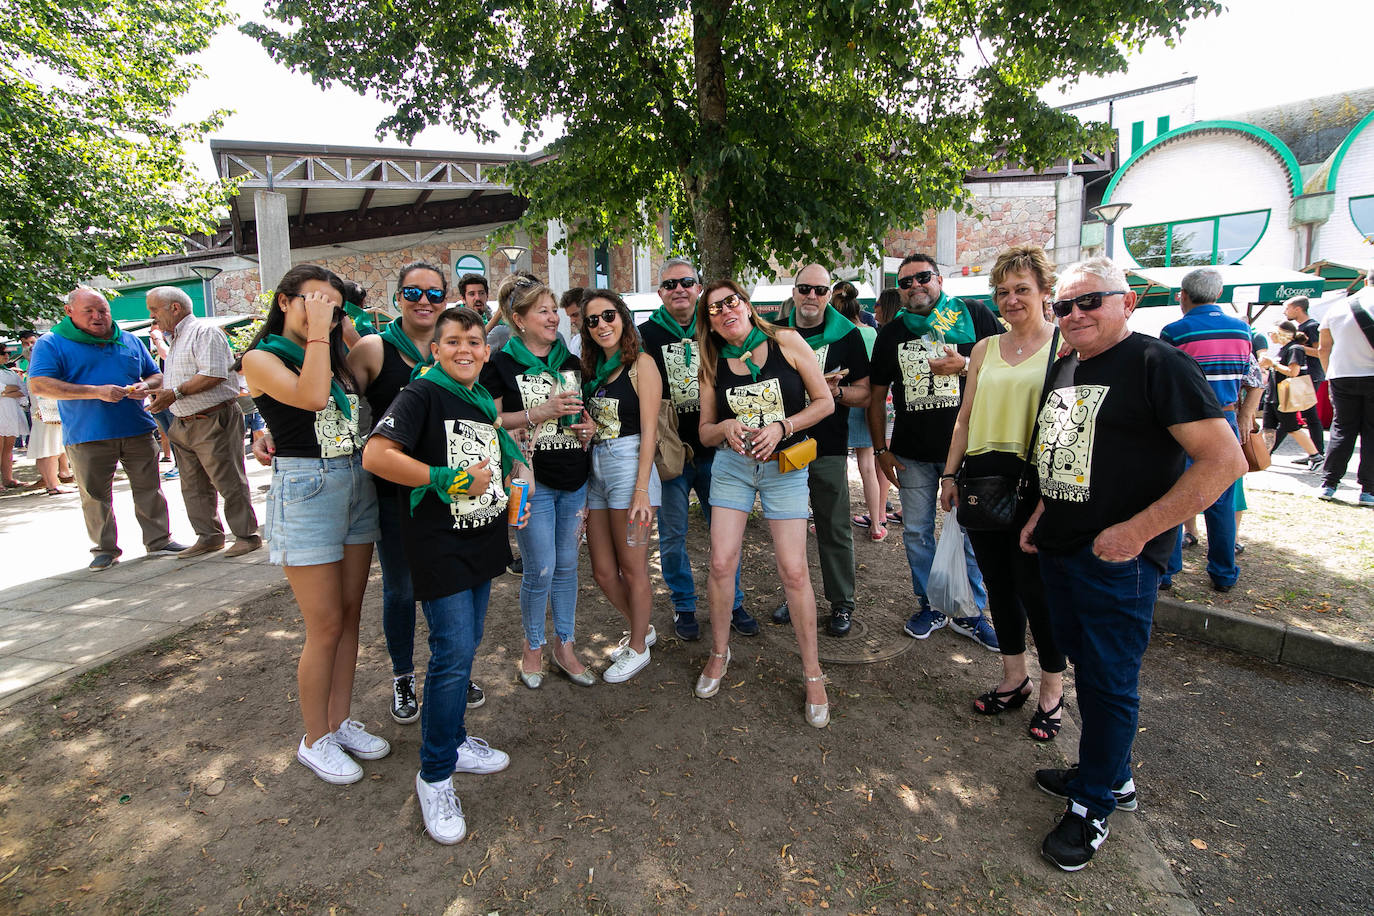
xmin=1320 ymin=291 xmax=1374 ymax=380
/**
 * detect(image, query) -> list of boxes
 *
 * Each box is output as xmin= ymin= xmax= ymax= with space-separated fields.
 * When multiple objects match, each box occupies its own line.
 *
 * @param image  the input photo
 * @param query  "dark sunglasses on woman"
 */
xmin=400 ymin=286 xmax=445 ymax=305
xmin=583 ymin=309 xmax=619 ymax=329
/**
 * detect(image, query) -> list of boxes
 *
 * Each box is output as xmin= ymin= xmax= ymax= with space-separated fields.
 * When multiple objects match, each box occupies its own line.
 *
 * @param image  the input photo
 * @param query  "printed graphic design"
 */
xmin=897 ymin=339 xmax=959 ymax=410
xmin=812 ymin=343 xmax=831 ymax=374
xmin=589 ymin=394 xmax=621 ymax=442
xmin=516 ymin=370 xmax=583 ymax=451
xmin=663 ymin=341 xmax=700 ymax=412
xmin=725 ymin=378 xmax=785 ymax=430
xmin=1036 ymin=384 xmax=1109 ymax=503
xmin=444 ymin=418 xmax=508 ymax=529
xmin=315 ymin=395 xmax=360 ymax=458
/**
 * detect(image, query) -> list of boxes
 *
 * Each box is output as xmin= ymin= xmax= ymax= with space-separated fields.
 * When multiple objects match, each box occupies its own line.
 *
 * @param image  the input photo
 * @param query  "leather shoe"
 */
xmin=827 ymin=608 xmax=852 ymax=637
xmin=730 ymin=606 xmax=759 ymax=636
xmin=224 ymin=536 xmax=262 ymax=558
xmin=771 ymin=601 xmax=791 ymax=624
xmin=177 ymin=538 xmax=225 ymax=559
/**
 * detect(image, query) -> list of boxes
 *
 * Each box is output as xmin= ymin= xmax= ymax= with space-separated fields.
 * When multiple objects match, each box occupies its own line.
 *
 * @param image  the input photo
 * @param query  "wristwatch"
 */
xmin=874 ymin=447 xmax=889 ymax=457
xmin=173 ymin=386 xmax=184 ymax=401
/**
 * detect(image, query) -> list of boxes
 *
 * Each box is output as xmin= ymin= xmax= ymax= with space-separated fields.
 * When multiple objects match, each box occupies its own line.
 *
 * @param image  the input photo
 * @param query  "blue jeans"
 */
xmin=418 ymin=581 xmax=491 ymax=782
xmin=657 ymin=450 xmax=743 ymax=613
xmin=376 ymin=493 xmax=416 ymax=676
xmin=895 ymin=456 xmax=987 ymax=614
xmin=515 ymin=481 xmax=587 ymax=649
xmin=1165 ymin=412 xmax=1239 ymax=588
xmin=1039 ymin=544 xmax=1157 ymax=818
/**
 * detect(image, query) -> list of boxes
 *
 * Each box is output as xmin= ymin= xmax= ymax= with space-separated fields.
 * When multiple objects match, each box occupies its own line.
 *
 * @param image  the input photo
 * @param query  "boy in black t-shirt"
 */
xmin=363 ymin=307 xmax=526 ymax=846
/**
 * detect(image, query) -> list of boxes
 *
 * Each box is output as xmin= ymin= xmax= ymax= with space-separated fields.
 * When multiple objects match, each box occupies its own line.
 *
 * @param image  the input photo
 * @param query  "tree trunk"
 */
xmin=690 ymin=0 xmax=733 ymax=281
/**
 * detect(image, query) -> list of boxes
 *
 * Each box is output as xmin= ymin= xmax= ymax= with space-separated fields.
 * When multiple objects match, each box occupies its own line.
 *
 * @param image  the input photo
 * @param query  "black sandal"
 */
xmin=1028 ymin=697 xmax=1063 ymax=741
xmin=972 ymin=677 xmax=1031 ymax=715
xmin=1182 ymin=532 xmax=1198 ymax=548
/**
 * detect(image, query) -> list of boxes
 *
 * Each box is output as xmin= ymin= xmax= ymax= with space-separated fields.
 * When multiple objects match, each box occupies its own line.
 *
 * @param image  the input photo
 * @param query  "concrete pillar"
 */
xmin=547 ymin=220 xmax=570 ymax=293
xmin=1053 ymin=176 xmax=1084 ymax=267
xmin=254 ymin=191 xmax=292 ymax=294
xmin=514 ymin=228 xmax=532 ymax=273
xmin=935 ymin=209 xmax=957 ymax=266
xmin=633 ymin=243 xmax=653 ymax=292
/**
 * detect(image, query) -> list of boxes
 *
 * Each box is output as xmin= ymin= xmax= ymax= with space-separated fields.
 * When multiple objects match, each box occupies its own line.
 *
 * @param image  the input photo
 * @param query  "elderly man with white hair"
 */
xmin=1019 ymin=257 xmax=1245 ymax=871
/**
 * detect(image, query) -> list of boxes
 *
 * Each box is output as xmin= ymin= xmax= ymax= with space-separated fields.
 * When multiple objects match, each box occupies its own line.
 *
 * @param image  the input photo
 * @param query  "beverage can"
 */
xmin=508 ymin=478 xmax=530 ymax=525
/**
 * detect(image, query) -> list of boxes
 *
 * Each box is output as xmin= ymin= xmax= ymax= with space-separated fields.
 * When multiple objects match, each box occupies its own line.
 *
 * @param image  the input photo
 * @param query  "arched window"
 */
xmin=1351 ymin=195 xmax=1374 ymax=243
xmin=454 ymin=254 xmax=485 ymax=277
xmin=1123 ymin=210 xmax=1270 ymax=268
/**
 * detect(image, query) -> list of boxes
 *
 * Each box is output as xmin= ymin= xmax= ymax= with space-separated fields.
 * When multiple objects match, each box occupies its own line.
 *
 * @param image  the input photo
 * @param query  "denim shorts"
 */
xmin=587 ymin=434 xmax=662 ymax=510
xmin=847 ymin=408 xmax=872 ymax=449
xmin=264 ymin=453 xmax=380 ymax=566
xmin=708 ymin=446 xmax=810 ymax=520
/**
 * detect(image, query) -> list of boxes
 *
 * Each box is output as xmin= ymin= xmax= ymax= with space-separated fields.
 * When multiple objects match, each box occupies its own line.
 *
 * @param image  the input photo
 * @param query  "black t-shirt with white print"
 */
xmin=481 ymin=349 xmax=591 ymax=492
xmin=373 ymin=377 xmax=512 ymax=602
xmin=1031 ymin=332 xmax=1224 ymax=571
xmin=639 ymin=318 xmax=703 ymax=454
xmin=793 ymin=321 xmax=871 ymax=458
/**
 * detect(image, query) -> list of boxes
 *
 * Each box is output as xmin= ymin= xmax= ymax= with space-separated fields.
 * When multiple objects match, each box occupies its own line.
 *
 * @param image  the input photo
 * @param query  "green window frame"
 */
xmin=454 ymin=254 xmax=485 ymax=277
xmin=1350 ymin=194 xmax=1374 ymax=241
xmin=1122 ymin=209 xmax=1271 ymax=268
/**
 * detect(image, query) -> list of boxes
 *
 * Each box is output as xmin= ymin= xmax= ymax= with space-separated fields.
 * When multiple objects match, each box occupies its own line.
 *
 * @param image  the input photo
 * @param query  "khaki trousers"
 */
xmin=66 ymin=432 xmax=173 ymax=557
xmin=167 ymin=401 xmax=259 ymax=541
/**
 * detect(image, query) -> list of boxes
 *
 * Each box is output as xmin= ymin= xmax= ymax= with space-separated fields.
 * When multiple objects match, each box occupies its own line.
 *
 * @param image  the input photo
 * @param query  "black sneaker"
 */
xmin=771 ymin=600 xmax=791 ymax=624
xmin=507 ymin=556 xmax=524 ymax=576
xmin=731 ymin=605 xmax=760 ymax=636
xmin=827 ymin=608 xmax=852 ymax=637
xmin=391 ymin=674 xmax=419 ymax=724
xmin=674 ymin=611 xmax=700 ymax=641
xmin=1042 ymin=801 xmax=1109 ymax=871
xmin=466 ymin=680 xmax=485 ymax=710
xmin=1035 ymin=766 xmax=1137 ymax=812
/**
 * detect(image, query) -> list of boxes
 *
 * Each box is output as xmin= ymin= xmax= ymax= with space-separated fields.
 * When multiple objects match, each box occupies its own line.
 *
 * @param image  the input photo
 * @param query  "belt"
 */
xmin=177 ymin=399 xmax=234 ymax=421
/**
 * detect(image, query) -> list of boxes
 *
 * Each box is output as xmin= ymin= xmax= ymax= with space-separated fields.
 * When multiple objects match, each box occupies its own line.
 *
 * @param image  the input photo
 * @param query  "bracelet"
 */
xmin=634 ymin=487 xmax=649 ymax=493
xmin=525 ymin=409 xmax=534 ymax=429
xmin=939 ymin=474 xmax=957 ymax=482
xmin=306 ymin=338 xmax=329 ymax=345
xmin=874 ymin=447 xmax=889 ymax=457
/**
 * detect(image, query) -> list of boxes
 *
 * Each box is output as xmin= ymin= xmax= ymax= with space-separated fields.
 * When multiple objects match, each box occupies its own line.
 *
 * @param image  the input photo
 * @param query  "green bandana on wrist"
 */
xmin=408 ymin=464 xmax=474 ymax=515
xmin=378 ymin=319 xmax=434 ymax=380
xmin=649 ymin=305 xmax=696 ymax=367
xmin=502 ymin=335 xmax=572 ymax=381
xmin=415 ymin=362 xmax=526 ymax=479
xmin=253 ymin=334 xmax=351 ymax=417
xmin=785 ymin=304 xmax=856 ymax=351
xmin=721 ymin=327 xmax=769 ymax=382
xmin=897 ymin=292 xmax=976 ymax=345
xmin=51 ymin=317 xmax=126 ymax=350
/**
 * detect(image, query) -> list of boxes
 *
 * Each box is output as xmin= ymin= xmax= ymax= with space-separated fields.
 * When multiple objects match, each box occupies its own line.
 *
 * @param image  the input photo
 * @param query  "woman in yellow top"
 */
xmin=939 ymin=245 xmax=1067 ymax=741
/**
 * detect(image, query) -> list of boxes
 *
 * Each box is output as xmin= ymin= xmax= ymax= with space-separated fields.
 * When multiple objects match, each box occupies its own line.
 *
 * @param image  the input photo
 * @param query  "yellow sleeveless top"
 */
xmin=966 ymin=333 xmax=1055 ymax=457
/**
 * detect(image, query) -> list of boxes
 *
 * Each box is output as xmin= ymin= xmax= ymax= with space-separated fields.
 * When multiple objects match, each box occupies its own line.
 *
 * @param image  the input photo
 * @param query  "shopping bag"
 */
xmin=928 ymin=516 xmax=978 ymax=618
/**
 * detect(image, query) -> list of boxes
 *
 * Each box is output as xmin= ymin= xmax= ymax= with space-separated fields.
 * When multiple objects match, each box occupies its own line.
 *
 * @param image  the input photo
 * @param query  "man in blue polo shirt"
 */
xmin=1158 ymin=268 xmax=1260 ymax=592
xmin=28 ymin=288 xmax=188 ymax=571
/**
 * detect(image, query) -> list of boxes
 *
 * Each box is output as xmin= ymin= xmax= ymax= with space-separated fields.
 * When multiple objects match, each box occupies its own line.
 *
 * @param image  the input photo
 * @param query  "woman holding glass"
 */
xmin=579 ymin=290 xmax=661 ymax=684
xmin=482 ymin=275 xmax=597 ymax=689
xmin=694 ymin=280 xmax=834 ymax=727
xmin=938 ymin=245 xmax=1066 ymax=741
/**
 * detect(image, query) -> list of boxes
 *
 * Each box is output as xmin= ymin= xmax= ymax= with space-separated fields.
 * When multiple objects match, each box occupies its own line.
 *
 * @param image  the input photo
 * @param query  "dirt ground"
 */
xmin=0 ymin=503 xmax=1199 ymax=916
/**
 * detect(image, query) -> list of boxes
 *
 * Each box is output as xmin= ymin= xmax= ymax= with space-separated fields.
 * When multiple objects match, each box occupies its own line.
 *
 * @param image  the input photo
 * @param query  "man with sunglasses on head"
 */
xmin=772 ymin=264 xmax=870 ymax=636
xmin=638 ymin=257 xmax=755 ymax=640
xmin=868 ymin=254 xmax=1001 ymax=649
xmin=1019 ymin=257 xmax=1244 ymax=871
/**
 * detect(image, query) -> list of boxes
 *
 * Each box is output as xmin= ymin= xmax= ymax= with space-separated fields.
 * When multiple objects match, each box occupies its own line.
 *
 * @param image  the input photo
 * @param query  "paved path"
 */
xmin=0 ymin=454 xmax=283 ymax=706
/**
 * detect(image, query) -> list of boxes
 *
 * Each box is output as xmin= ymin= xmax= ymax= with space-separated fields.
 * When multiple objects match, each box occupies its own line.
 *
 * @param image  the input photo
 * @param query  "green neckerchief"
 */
xmin=378 ymin=319 xmax=434 ymax=380
xmin=721 ymin=327 xmax=769 ymax=382
xmin=582 ymin=348 xmax=634 ymax=399
xmin=898 ymin=291 xmax=976 ymax=345
xmin=785 ymin=304 xmax=856 ymax=351
xmin=502 ymin=335 xmax=571 ymax=381
xmin=649 ymin=305 xmax=696 ymax=367
xmin=51 ymin=317 xmax=126 ymax=350
xmin=344 ymin=303 xmax=376 ymax=335
xmin=253 ymin=334 xmax=351 ymax=418
xmin=416 ymin=362 xmax=526 ymax=479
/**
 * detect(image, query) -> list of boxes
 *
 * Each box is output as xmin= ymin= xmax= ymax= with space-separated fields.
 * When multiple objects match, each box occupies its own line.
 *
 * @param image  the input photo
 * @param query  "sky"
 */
xmin=178 ymin=0 xmax=1369 ymax=180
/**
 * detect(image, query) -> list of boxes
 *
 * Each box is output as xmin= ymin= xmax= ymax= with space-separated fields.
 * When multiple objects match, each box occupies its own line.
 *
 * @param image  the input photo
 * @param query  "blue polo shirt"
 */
xmin=27 ymin=331 xmax=160 ymax=445
xmin=1159 ymin=304 xmax=1252 ymax=408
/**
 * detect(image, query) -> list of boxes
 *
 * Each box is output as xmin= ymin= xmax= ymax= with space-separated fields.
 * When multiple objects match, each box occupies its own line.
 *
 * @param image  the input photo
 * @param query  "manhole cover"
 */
xmin=789 ymin=606 xmax=916 ymax=665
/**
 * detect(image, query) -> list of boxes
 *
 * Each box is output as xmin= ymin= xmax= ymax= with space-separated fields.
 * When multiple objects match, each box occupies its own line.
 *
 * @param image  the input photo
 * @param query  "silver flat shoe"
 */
xmin=518 ymin=666 xmax=544 ymax=689
xmin=553 ymin=654 xmax=596 ymax=687
xmin=804 ymin=673 xmax=830 ymax=728
xmin=694 ymin=648 xmax=731 ymax=699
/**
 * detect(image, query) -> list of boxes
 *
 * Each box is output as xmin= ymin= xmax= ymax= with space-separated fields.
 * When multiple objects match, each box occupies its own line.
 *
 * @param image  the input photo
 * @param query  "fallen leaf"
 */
xmin=1191 ymin=839 xmax=1208 ymax=850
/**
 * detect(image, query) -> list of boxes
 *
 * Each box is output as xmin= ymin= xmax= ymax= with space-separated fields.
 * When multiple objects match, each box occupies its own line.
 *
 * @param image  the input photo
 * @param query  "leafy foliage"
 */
xmin=0 ymin=0 xmax=232 ymax=327
xmin=247 ymin=0 xmax=1220 ymax=279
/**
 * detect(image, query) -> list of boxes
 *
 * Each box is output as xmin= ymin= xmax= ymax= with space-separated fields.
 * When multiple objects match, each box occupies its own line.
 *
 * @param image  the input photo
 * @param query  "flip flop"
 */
xmin=851 ymin=514 xmax=872 ymax=529
xmin=871 ymin=523 xmax=888 ymax=542
xmin=46 ymin=487 xmax=74 ymax=496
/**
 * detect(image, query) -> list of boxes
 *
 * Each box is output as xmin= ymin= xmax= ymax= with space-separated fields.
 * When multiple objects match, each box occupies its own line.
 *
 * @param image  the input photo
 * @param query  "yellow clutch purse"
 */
xmin=776 ymin=436 xmax=817 ymax=473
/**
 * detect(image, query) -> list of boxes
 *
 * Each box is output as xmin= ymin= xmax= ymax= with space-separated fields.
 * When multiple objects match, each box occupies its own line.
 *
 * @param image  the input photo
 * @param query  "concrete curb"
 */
xmin=1153 ymin=597 xmax=1374 ymax=687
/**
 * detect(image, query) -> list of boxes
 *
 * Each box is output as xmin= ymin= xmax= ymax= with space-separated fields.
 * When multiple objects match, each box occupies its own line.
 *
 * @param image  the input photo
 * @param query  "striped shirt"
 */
xmin=163 ymin=316 xmax=241 ymax=417
xmin=1160 ymin=305 xmax=1253 ymax=408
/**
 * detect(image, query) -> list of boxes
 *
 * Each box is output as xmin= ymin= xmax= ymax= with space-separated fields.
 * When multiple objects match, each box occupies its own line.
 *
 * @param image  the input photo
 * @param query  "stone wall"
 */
xmin=881 ymin=182 xmax=1058 ymax=270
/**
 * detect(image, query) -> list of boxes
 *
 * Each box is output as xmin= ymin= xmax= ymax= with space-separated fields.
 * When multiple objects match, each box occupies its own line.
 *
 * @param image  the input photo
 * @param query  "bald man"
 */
xmin=28 ymin=289 xmax=187 ymax=570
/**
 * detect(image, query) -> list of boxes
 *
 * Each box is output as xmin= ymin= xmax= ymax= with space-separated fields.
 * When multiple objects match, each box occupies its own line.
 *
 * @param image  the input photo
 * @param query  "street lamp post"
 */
xmin=497 ymin=244 xmax=528 ymax=279
xmin=1089 ymin=203 xmax=1132 ymax=259
xmin=189 ymin=265 xmax=223 ymax=317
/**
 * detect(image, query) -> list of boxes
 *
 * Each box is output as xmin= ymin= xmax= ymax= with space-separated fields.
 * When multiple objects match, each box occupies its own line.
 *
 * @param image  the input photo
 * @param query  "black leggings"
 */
xmin=966 ymin=527 xmax=1066 ymax=673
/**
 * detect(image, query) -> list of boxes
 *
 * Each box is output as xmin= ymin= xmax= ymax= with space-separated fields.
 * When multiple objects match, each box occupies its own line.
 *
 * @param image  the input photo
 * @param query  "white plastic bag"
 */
xmin=928 ymin=517 xmax=978 ymax=618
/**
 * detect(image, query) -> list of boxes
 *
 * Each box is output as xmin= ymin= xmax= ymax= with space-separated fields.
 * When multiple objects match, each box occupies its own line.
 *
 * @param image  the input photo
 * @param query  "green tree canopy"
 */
xmin=247 ymin=0 xmax=1220 ymax=280
xmin=0 ymin=0 xmax=231 ymax=327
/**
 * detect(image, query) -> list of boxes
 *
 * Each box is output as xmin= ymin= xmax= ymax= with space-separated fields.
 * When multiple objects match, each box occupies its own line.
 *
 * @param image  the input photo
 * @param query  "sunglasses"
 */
xmin=794 ymin=284 xmax=830 ymax=297
xmin=400 ymin=286 xmax=445 ymax=305
xmin=660 ymin=276 xmax=699 ymax=291
xmin=706 ymin=293 xmax=746 ymax=316
xmin=583 ymin=309 xmax=619 ymax=329
xmin=1050 ymin=290 xmax=1127 ymax=318
xmin=896 ymin=270 xmax=937 ymax=289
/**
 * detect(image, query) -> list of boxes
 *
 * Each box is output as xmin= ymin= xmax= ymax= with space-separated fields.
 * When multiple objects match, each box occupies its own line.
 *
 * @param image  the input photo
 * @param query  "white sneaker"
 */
xmin=296 ymin=734 xmax=363 ymax=785
xmin=616 ymin=625 xmax=656 ymax=651
xmin=415 ymin=772 xmax=467 ymax=845
xmin=453 ymin=736 xmax=510 ymax=774
xmin=603 ymin=644 xmax=651 ymax=683
xmin=332 ymin=718 xmax=391 ymax=760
